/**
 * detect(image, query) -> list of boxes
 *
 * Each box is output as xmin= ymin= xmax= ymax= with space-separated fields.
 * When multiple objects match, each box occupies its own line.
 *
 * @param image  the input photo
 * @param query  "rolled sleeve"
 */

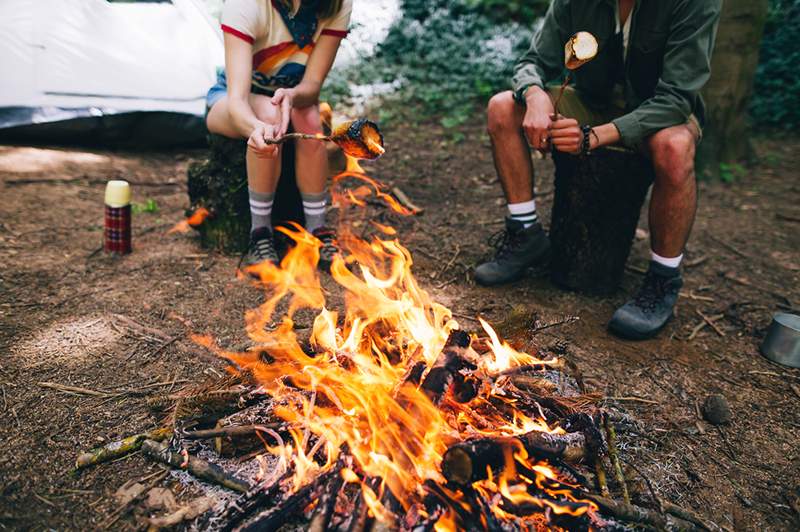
xmin=220 ymin=0 xmax=260 ymax=44
xmin=511 ymin=0 xmax=570 ymax=94
xmin=613 ymin=0 xmax=721 ymax=149
xmin=321 ymin=0 xmax=352 ymax=38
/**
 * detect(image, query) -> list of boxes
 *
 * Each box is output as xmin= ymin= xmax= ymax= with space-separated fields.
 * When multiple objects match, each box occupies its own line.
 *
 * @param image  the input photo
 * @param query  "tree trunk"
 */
xmin=697 ymin=0 xmax=769 ymax=178
xmin=186 ymin=133 xmax=304 ymax=254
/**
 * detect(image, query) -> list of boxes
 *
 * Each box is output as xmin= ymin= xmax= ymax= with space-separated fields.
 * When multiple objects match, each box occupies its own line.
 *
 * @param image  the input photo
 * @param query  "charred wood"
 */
xmin=140 ymin=439 xmax=251 ymax=493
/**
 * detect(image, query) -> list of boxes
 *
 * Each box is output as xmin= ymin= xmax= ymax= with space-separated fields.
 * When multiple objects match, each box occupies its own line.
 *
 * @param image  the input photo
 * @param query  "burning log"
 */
xmin=75 ymin=427 xmax=171 ymax=470
xmin=420 ymin=330 xmax=481 ymax=404
xmin=307 ymin=471 xmax=344 ymax=532
xmin=441 ymin=430 xmax=588 ymax=485
xmin=140 ymin=439 xmax=251 ymax=493
xmin=237 ymin=464 xmax=344 ymax=532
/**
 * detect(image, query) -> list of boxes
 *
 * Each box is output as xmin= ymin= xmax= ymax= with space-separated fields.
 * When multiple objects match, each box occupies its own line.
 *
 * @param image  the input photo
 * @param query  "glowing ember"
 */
xmin=168 ymin=207 xmax=210 ymax=234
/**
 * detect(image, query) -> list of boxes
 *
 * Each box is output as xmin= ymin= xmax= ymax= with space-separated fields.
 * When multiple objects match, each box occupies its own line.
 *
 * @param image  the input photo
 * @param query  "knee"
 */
xmin=487 ymin=91 xmax=518 ymax=137
xmin=291 ymin=105 xmax=323 ymax=135
xmin=649 ymin=127 xmax=696 ymax=187
xmin=251 ymin=96 xmax=280 ymax=124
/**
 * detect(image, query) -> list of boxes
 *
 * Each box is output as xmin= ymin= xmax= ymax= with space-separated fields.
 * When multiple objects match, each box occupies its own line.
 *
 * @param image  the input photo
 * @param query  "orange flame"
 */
xmin=196 ymin=133 xmax=598 ymax=529
xmin=169 ymin=207 xmax=210 ymax=234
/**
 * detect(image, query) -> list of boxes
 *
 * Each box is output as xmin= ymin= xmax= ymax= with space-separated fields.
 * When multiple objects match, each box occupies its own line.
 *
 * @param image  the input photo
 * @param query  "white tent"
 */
xmin=0 ymin=0 xmax=224 ymax=146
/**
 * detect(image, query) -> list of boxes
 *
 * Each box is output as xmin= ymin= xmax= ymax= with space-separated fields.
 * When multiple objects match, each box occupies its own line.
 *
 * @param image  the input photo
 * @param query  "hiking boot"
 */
xmin=241 ymin=227 xmax=279 ymax=270
xmin=608 ymin=262 xmax=683 ymax=340
xmin=474 ymin=217 xmax=550 ymax=286
xmin=312 ymin=226 xmax=340 ymax=272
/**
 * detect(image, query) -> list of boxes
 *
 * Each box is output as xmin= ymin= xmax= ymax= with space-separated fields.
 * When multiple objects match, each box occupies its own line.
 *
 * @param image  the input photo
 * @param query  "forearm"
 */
xmin=288 ymin=80 xmax=322 ymax=109
xmin=590 ymin=122 xmax=621 ymax=149
xmin=228 ymin=97 xmax=263 ymax=138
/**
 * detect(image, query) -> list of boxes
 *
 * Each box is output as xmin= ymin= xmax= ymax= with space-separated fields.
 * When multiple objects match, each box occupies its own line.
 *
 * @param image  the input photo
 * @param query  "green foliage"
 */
xmin=335 ymin=0 xmax=544 ymax=128
xmin=751 ymin=0 xmax=800 ymax=128
xmin=719 ymin=162 xmax=746 ymax=183
xmin=132 ymin=199 xmax=159 ymax=214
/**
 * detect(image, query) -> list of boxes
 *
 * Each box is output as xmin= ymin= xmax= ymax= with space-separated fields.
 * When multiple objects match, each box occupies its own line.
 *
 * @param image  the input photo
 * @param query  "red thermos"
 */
xmin=104 ymin=180 xmax=132 ymax=254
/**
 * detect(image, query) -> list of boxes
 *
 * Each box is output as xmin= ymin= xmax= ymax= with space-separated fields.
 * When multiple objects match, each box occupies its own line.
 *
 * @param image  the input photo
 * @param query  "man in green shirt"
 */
xmin=475 ymin=0 xmax=722 ymax=340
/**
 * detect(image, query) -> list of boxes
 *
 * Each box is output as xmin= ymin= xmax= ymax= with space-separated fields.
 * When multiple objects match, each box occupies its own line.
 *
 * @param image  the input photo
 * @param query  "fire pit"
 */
xmin=78 ymin=136 xmax=716 ymax=532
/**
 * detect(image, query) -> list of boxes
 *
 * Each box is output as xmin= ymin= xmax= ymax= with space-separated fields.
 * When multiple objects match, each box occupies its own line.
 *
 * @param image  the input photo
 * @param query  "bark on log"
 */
xmin=75 ymin=427 xmax=171 ymax=470
xmin=550 ymin=149 xmax=654 ymax=295
xmin=420 ymin=330 xmax=480 ymax=404
xmin=186 ymin=133 xmax=304 ymax=254
xmin=441 ymin=430 xmax=588 ymax=485
xmin=140 ymin=439 xmax=251 ymax=493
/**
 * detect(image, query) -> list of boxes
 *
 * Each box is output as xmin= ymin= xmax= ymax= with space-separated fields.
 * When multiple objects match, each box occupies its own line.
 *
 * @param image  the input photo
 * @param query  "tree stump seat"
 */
xmin=186 ymin=133 xmax=304 ymax=254
xmin=549 ymin=148 xmax=655 ymax=296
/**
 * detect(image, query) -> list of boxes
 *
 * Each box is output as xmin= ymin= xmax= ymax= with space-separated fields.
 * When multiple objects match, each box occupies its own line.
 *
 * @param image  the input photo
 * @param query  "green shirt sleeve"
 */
xmin=511 ymin=0 xmax=571 ymax=95
xmin=612 ymin=0 xmax=722 ymax=149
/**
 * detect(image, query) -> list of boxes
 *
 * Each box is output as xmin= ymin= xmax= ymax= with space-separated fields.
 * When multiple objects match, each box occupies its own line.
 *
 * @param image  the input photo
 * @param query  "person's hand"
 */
xmin=271 ymin=88 xmax=294 ymax=137
xmin=522 ymin=87 xmax=555 ymax=152
xmin=247 ymin=122 xmax=279 ymax=159
xmin=550 ymin=117 xmax=583 ymax=154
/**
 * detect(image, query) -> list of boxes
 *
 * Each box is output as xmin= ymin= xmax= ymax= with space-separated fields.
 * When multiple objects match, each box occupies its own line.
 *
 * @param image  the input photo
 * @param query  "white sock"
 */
xmin=507 ymin=199 xmax=538 ymax=228
xmin=302 ymin=191 xmax=327 ymax=233
xmin=249 ymin=189 xmax=274 ymax=233
xmin=651 ymin=250 xmax=683 ymax=269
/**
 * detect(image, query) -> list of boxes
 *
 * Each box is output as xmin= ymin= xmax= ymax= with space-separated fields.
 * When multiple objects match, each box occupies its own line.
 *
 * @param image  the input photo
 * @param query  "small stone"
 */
xmin=702 ymin=394 xmax=732 ymax=425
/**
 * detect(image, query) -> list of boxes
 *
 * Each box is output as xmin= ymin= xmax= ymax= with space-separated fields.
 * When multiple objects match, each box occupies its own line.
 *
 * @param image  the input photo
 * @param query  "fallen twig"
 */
xmin=76 ymin=427 xmax=171 ymax=469
xmin=604 ymin=415 xmax=629 ymax=504
xmin=391 ymin=186 xmax=424 ymax=214
xmin=38 ymin=382 xmax=112 ymax=398
xmin=697 ymin=310 xmax=726 ymax=337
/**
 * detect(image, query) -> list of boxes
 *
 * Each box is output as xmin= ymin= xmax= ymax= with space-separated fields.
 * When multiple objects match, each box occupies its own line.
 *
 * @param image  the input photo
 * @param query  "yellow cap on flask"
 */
xmin=105 ymin=180 xmax=131 ymax=208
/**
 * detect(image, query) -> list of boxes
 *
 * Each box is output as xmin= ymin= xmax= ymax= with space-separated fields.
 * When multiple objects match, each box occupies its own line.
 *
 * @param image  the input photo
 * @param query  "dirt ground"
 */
xmin=1 ymin=112 xmax=799 ymax=531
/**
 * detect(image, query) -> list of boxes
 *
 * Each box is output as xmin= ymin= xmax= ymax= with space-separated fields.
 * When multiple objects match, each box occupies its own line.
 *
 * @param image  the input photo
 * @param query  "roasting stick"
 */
xmin=263 ymin=118 xmax=386 ymax=160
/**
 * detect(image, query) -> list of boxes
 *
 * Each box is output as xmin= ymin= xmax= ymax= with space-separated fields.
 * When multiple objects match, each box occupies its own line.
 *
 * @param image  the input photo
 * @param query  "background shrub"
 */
xmin=750 ymin=0 xmax=800 ymax=128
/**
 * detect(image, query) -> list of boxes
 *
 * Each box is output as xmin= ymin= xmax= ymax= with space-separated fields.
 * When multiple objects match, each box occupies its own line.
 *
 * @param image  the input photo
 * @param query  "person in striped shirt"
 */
xmin=206 ymin=0 xmax=352 ymax=271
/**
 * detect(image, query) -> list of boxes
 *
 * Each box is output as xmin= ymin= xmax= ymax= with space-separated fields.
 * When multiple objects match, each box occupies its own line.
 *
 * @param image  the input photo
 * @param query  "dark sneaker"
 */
xmin=241 ymin=227 xmax=279 ymax=270
xmin=312 ymin=226 xmax=340 ymax=272
xmin=608 ymin=261 xmax=683 ymax=340
xmin=474 ymin=217 xmax=550 ymax=286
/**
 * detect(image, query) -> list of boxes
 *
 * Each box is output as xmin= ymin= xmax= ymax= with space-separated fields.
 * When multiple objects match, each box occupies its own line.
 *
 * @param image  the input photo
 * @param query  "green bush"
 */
xmin=336 ymin=0 xmax=544 ymax=128
xmin=750 ymin=0 xmax=800 ymax=128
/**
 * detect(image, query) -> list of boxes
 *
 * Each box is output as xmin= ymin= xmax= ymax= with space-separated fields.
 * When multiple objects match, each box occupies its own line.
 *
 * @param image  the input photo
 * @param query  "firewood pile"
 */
xmin=79 ymin=325 xmax=716 ymax=531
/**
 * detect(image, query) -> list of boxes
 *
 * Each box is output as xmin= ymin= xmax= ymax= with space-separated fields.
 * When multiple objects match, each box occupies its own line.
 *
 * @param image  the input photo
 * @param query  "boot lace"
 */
xmin=633 ymin=272 xmax=670 ymax=313
xmin=248 ymin=234 xmax=278 ymax=263
xmin=313 ymin=227 xmax=339 ymax=264
xmin=488 ymin=228 xmax=524 ymax=260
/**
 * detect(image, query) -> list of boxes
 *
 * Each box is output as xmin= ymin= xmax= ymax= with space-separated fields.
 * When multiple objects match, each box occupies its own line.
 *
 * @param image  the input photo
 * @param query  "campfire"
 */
xmin=78 ymin=126 xmax=714 ymax=532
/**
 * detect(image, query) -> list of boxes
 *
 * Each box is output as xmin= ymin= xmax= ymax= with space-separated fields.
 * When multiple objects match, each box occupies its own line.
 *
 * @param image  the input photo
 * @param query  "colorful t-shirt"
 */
xmin=221 ymin=0 xmax=352 ymax=94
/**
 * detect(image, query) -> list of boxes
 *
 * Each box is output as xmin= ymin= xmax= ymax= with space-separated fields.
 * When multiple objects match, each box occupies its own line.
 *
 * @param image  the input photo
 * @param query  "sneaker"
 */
xmin=608 ymin=262 xmax=683 ymax=340
xmin=474 ymin=217 xmax=550 ymax=286
xmin=312 ymin=226 xmax=340 ymax=272
xmin=241 ymin=227 xmax=279 ymax=269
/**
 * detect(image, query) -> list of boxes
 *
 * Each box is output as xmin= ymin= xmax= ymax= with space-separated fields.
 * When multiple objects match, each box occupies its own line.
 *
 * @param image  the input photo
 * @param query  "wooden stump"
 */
xmin=549 ymin=149 xmax=655 ymax=296
xmin=186 ymin=133 xmax=304 ymax=253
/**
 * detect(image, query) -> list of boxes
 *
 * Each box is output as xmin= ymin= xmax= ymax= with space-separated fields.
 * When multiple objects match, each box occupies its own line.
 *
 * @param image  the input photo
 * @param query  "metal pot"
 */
xmin=760 ymin=313 xmax=800 ymax=368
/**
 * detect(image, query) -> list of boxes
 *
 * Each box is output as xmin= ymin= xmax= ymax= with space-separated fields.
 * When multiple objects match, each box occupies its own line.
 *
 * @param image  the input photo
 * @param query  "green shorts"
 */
xmin=546 ymin=85 xmax=702 ymax=146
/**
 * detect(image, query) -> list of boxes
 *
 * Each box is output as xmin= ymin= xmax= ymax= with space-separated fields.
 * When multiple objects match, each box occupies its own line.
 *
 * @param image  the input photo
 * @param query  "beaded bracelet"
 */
xmin=580 ymin=125 xmax=593 ymax=156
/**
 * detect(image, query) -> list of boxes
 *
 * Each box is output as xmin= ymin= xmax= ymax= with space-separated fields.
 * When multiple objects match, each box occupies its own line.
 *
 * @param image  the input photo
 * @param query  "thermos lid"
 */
xmin=105 ymin=180 xmax=131 ymax=207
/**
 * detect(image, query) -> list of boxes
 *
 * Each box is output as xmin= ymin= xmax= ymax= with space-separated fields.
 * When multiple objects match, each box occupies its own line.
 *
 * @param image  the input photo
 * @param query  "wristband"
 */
xmin=580 ymin=125 xmax=593 ymax=156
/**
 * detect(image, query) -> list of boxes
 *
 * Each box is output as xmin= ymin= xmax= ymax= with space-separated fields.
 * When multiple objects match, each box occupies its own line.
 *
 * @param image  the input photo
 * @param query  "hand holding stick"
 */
xmin=264 ymin=118 xmax=385 ymax=160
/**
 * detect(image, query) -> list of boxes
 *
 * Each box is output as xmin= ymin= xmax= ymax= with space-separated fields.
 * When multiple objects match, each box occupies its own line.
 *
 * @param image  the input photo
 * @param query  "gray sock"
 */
xmin=302 ymin=191 xmax=327 ymax=233
xmin=249 ymin=189 xmax=274 ymax=233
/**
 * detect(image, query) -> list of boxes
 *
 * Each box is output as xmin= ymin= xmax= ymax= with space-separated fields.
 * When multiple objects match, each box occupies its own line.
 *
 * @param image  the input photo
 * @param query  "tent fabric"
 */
xmin=0 ymin=0 xmax=224 ymax=146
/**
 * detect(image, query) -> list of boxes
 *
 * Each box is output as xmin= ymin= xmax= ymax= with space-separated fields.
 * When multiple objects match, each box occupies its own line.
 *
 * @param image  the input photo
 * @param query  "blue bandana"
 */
xmin=274 ymin=0 xmax=320 ymax=48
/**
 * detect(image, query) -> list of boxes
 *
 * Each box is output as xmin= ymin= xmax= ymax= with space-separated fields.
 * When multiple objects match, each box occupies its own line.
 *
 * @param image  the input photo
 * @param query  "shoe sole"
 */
xmin=607 ymin=316 xmax=671 ymax=341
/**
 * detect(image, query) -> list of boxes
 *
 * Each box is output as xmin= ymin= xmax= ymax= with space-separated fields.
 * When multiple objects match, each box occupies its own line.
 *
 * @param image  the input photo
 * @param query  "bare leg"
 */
xmin=206 ymin=94 xmax=283 ymax=195
xmin=292 ymin=105 xmax=328 ymax=195
xmin=486 ymin=91 xmax=535 ymax=204
xmin=646 ymin=124 xmax=700 ymax=258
